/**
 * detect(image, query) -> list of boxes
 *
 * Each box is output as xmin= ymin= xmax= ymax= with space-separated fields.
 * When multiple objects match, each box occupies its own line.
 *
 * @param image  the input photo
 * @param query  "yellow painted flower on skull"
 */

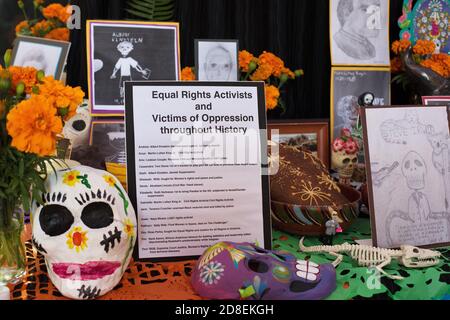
xmin=103 ymin=175 xmax=116 ymax=187
xmin=66 ymin=227 xmax=88 ymax=252
xmin=63 ymin=170 xmax=81 ymax=187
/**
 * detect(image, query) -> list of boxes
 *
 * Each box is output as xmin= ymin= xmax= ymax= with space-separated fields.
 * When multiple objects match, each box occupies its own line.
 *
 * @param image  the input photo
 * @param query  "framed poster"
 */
xmin=423 ymin=96 xmax=450 ymax=108
xmin=125 ymin=81 xmax=271 ymax=261
xmin=11 ymin=36 xmax=70 ymax=80
xmin=330 ymin=0 xmax=390 ymax=66
xmin=86 ymin=20 xmax=181 ymax=116
xmin=362 ymin=105 xmax=450 ymax=248
xmin=195 ymin=39 xmax=239 ymax=81
xmin=331 ymin=67 xmax=391 ymax=146
xmin=268 ymin=120 xmax=330 ymax=168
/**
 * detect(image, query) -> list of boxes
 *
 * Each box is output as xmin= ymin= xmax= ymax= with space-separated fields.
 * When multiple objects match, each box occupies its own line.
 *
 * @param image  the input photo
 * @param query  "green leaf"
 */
xmin=126 ymin=0 xmax=174 ymax=21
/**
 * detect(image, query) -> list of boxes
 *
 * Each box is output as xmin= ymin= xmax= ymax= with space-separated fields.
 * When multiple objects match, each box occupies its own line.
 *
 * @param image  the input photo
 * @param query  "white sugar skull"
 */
xmin=401 ymin=151 xmax=426 ymax=190
xmin=332 ymin=150 xmax=358 ymax=181
xmin=31 ymin=165 xmax=136 ymax=300
xmin=63 ymin=101 xmax=92 ymax=149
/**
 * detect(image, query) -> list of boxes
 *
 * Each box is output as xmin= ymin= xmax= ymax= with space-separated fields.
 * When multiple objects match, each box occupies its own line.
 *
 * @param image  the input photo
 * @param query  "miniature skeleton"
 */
xmin=299 ymin=237 xmax=440 ymax=280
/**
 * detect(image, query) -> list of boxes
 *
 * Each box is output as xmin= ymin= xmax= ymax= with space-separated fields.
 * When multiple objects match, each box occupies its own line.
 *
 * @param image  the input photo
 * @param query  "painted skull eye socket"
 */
xmin=72 ymin=120 xmax=86 ymax=132
xmin=81 ymin=202 xmax=114 ymax=229
xmin=39 ymin=204 xmax=74 ymax=237
xmin=413 ymin=248 xmax=419 ymax=253
xmin=247 ymin=259 xmax=269 ymax=273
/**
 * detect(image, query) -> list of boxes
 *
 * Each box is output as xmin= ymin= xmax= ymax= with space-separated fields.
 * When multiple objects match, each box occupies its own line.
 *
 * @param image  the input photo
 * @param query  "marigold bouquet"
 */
xmin=181 ymin=50 xmax=303 ymax=112
xmin=0 ymin=50 xmax=83 ymax=276
xmin=15 ymin=0 xmax=71 ymax=42
xmin=391 ymin=39 xmax=450 ymax=89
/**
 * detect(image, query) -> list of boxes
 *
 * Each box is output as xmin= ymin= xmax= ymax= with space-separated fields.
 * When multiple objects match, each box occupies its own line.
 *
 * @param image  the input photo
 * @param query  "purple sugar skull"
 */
xmin=191 ymin=242 xmax=336 ymax=300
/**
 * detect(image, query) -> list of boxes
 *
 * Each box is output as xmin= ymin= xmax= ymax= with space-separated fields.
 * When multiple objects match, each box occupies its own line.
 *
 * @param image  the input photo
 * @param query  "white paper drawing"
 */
xmin=330 ymin=0 xmax=390 ymax=66
xmin=365 ymin=106 xmax=450 ymax=248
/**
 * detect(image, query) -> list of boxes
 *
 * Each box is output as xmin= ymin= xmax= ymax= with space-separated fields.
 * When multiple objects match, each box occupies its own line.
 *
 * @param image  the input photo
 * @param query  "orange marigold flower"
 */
xmin=15 ymin=20 xmax=30 ymax=34
xmin=413 ymin=40 xmax=436 ymax=56
xmin=31 ymin=19 xmax=53 ymax=37
xmin=239 ymin=50 xmax=257 ymax=72
xmin=37 ymin=76 xmax=85 ymax=120
xmin=42 ymin=4 xmax=72 ymax=23
xmin=420 ymin=53 xmax=450 ymax=78
xmin=9 ymin=66 xmax=38 ymax=94
xmin=265 ymin=85 xmax=280 ymax=110
xmin=6 ymin=95 xmax=63 ymax=156
xmin=181 ymin=67 xmax=196 ymax=81
xmin=392 ymin=40 xmax=411 ymax=54
xmin=250 ymin=63 xmax=273 ymax=81
xmin=280 ymin=67 xmax=295 ymax=79
xmin=258 ymin=51 xmax=285 ymax=77
xmin=44 ymin=27 xmax=70 ymax=41
xmin=390 ymin=57 xmax=403 ymax=73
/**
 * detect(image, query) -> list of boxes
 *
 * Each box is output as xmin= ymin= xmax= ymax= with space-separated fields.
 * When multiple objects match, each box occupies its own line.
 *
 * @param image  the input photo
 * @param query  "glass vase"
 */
xmin=0 ymin=200 xmax=26 ymax=287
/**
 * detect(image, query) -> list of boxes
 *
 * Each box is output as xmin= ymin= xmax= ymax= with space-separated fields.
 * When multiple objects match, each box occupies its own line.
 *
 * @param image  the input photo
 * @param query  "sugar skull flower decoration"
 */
xmin=31 ymin=165 xmax=137 ymax=300
xmin=332 ymin=129 xmax=360 ymax=185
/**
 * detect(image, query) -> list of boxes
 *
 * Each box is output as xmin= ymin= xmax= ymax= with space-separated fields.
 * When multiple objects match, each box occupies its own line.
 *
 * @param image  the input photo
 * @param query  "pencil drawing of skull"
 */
xmin=401 ymin=151 xmax=431 ymax=222
xmin=333 ymin=0 xmax=382 ymax=60
xmin=336 ymin=95 xmax=359 ymax=132
xmin=110 ymin=41 xmax=151 ymax=102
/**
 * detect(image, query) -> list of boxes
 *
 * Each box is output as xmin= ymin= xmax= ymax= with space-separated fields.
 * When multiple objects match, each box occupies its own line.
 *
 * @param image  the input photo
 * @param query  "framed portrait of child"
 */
xmin=86 ymin=20 xmax=181 ymax=116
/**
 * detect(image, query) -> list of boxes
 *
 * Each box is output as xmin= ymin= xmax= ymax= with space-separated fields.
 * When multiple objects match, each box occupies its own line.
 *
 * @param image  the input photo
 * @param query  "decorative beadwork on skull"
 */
xmin=31 ymin=165 xmax=137 ymax=300
xmin=191 ymin=242 xmax=336 ymax=300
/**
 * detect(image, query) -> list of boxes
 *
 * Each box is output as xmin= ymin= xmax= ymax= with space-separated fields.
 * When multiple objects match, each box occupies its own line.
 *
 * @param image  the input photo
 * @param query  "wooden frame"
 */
xmin=361 ymin=105 xmax=450 ymax=248
xmin=268 ymin=120 xmax=330 ymax=168
xmin=11 ymin=35 xmax=70 ymax=80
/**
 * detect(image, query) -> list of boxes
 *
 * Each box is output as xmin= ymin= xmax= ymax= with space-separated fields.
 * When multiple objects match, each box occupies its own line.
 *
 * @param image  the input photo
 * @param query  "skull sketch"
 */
xmin=401 ymin=151 xmax=426 ymax=190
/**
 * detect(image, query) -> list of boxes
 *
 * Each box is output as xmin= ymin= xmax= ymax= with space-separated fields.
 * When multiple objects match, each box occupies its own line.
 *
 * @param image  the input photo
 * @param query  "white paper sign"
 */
xmin=363 ymin=106 xmax=450 ymax=248
xmin=125 ymin=82 xmax=271 ymax=260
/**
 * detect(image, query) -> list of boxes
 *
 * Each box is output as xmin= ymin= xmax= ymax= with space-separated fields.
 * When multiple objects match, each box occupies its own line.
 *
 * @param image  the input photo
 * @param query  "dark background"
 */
xmin=0 ymin=0 xmax=407 ymax=119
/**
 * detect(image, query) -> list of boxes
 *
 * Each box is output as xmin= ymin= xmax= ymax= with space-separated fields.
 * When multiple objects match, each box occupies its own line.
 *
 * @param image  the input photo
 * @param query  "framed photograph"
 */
xmin=89 ymin=119 xmax=126 ymax=165
xmin=331 ymin=67 xmax=390 ymax=149
xmin=195 ymin=39 xmax=239 ymax=81
xmin=423 ymin=96 xmax=450 ymax=108
xmin=268 ymin=120 xmax=330 ymax=168
xmin=11 ymin=36 xmax=71 ymax=80
xmin=330 ymin=0 xmax=390 ymax=66
xmin=362 ymin=105 xmax=450 ymax=248
xmin=87 ymin=20 xmax=181 ymax=116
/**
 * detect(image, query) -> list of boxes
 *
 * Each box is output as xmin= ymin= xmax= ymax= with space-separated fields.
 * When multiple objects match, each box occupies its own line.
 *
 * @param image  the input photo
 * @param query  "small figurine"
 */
xmin=320 ymin=208 xmax=343 ymax=245
xmin=358 ymin=92 xmax=375 ymax=107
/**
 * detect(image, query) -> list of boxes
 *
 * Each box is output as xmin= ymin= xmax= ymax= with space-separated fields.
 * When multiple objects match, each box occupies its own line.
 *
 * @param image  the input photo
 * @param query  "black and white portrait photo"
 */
xmin=11 ymin=36 xmax=70 ymax=80
xmin=195 ymin=39 xmax=239 ymax=81
xmin=330 ymin=0 xmax=390 ymax=66
xmin=87 ymin=21 xmax=180 ymax=116
xmin=331 ymin=67 xmax=390 ymax=141
xmin=90 ymin=120 xmax=126 ymax=166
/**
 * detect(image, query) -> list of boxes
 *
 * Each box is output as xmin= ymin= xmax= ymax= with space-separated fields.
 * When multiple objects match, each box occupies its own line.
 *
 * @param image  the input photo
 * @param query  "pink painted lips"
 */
xmin=52 ymin=261 xmax=121 ymax=281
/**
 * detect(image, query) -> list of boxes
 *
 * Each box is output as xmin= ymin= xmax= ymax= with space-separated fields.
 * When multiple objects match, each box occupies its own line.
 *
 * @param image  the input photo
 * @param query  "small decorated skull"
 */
xmin=332 ymin=150 xmax=358 ymax=183
xmin=63 ymin=101 xmax=92 ymax=149
xmin=31 ymin=165 xmax=136 ymax=300
xmin=191 ymin=242 xmax=336 ymax=300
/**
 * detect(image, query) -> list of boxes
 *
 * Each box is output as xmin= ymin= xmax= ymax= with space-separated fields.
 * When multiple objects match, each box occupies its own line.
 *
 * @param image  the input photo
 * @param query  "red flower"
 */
xmin=341 ymin=128 xmax=352 ymax=138
xmin=333 ymin=138 xmax=345 ymax=152
xmin=344 ymin=139 xmax=358 ymax=154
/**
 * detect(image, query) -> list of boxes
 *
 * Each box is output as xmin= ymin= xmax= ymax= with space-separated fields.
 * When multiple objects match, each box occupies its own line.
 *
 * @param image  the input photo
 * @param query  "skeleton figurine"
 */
xmin=320 ymin=208 xmax=343 ymax=245
xmin=358 ymin=92 xmax=375 ymax=107
xmin=402 ymin=151 xmax=431 ymax=222
xmin=299 ymin=238 xmax=441 ymax=280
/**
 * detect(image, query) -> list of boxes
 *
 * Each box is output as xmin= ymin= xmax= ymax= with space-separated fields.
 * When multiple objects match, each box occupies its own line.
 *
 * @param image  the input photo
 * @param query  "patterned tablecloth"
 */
xmin=9 ymin=218 xmax=450 ymax=300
